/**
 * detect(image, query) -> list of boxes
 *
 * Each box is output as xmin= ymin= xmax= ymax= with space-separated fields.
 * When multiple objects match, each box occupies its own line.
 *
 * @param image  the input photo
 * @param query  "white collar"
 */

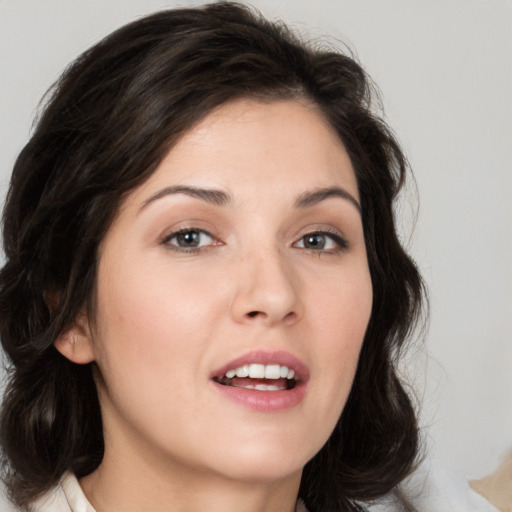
xmin=29 ymin=472 xmax=308 ymax=512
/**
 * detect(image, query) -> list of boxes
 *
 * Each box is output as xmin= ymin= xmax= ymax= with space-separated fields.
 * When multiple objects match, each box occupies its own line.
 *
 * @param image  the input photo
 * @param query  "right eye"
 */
xmin=162 ymin=228 xmax=216 ymax=252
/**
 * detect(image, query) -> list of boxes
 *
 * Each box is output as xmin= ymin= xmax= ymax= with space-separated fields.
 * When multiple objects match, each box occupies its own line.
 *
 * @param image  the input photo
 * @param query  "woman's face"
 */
xmin=82 ymin=99 xmax=372 ymax=483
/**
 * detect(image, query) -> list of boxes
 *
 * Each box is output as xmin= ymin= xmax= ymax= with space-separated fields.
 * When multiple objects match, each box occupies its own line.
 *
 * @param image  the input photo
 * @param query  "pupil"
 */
xmin=305 ymin=233 xmax=325 ymax=249
xmin=177 ymin=231 xmax=200 ymax=247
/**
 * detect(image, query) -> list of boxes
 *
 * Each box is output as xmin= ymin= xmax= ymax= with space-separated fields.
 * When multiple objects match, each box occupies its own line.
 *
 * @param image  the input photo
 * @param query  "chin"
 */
xmin=216 ymin=456 xmax=305 ymax=484
xmin=204 ymin=433 xmax=318 ymax=484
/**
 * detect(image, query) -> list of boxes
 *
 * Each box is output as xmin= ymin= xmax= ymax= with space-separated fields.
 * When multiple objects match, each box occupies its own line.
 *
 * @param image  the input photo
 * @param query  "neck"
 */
xmin=80 ymin=435 xmax=302 ymax=512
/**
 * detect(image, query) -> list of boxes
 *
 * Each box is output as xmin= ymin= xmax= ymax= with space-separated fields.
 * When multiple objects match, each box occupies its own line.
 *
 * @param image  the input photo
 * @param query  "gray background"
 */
xmin=0 ymin=0 xmax=510 ymax=482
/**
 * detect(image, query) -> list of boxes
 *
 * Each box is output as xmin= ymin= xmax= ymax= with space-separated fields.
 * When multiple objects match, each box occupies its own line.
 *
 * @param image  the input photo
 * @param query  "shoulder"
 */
xmin=0 ymin=487 xmax=18 ymax=512
xmin=26 ymin=482 xmax=71 ymax=512
xmin=471 ymin=451 xmax=512 ymax=512
xmin=0 ymin=473 xmax=96 ymax=512
xmin=32 ymin=473 xmax=95 ymax=512
xmin=367 ymin=459 xmax=501 ymax=512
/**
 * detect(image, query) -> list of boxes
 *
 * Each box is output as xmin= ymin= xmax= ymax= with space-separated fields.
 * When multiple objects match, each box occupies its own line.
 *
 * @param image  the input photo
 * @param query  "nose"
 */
xmin=230 ymin=248 xmax=303 ymax=327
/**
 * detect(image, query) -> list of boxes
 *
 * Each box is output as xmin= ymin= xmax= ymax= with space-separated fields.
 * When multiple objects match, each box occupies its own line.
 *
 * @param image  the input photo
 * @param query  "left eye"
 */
xmin=164 ymin=229 xmax=214 ymax=249
xmin=294 ymin=232 xmax=345 ymax=251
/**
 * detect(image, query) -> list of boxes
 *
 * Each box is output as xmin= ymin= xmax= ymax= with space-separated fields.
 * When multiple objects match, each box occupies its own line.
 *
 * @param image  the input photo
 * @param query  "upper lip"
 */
xmin=211 ymin=350 xmax=309 ymax=383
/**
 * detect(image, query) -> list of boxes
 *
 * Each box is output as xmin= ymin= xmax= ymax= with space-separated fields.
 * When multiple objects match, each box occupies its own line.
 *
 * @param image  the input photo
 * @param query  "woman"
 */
xmin=0 ymin=3 xmax=425 ymax=511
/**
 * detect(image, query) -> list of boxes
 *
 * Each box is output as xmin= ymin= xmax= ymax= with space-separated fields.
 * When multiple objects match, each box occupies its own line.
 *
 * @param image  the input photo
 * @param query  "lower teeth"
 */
xmin=246 ymin=384 xmax=282 ymax=391
xmin=214 ymin=377 xmax=296 ymax=390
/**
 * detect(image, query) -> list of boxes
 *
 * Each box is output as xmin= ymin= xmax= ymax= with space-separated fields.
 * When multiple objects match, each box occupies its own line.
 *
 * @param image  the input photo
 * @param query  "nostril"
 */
xmin=247 ymin=310 xmax=263 ymax=318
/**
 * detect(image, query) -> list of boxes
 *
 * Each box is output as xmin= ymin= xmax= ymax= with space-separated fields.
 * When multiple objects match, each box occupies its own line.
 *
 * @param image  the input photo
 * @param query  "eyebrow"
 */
xmin=140 ymin=185 xmax=231 ymax=211
xmin=140 ymin=184 xmax=360 ymax=214
xmin=294 ymin=186 xmax=361 ymax=213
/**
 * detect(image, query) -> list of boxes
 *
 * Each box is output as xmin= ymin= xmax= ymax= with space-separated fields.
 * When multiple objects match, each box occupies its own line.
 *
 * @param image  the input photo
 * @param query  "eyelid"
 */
xmin=158 ymin=222 xmax=349 ymax=255
xmin=292 ymin=228 xmax=349 ymax=253
xmin=161 ymin=226 xmax=222 ymax=252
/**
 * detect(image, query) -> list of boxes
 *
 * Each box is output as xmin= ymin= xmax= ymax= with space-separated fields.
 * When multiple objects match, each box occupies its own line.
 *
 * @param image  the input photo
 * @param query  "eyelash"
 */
xmin=294 ymin=229 xmax=349 ymax=255
xmin=161 ymin=228 xmax=218 ymax=253
xmin=161 ymin=227 xmax=349 ymax=254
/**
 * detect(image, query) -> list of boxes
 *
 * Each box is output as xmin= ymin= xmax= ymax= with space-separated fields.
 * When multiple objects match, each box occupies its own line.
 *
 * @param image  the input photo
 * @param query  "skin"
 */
xmin=56 ymin=99 xmax=373 ymax=512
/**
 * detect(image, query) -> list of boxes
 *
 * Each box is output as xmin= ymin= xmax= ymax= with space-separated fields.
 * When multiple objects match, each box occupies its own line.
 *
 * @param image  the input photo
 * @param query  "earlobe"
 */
xmin=54 ymin=312 xmax=95 ymax=364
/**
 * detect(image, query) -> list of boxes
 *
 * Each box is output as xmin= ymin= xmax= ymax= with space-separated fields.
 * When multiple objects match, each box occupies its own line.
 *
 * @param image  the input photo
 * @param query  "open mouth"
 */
xmin=213 ymin=363 xmax=298 ymax=391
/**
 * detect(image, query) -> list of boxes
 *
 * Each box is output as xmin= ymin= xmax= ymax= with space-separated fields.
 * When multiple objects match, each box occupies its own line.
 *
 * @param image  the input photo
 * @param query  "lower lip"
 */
xmin=211 ymin=381 xmax=307 ymax=412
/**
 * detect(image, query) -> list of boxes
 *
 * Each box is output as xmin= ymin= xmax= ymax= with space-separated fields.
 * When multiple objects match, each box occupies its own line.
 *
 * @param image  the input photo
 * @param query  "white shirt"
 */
xmin=1 ymin=461 xmax=499 ymax=512
xmin=21 ymin=473 xmax=309 ymax=512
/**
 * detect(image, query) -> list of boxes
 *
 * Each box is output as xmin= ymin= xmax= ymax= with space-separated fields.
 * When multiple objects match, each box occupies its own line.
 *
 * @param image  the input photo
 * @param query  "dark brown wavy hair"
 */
xmin=0 ymin=3 xmax=425 ymax=511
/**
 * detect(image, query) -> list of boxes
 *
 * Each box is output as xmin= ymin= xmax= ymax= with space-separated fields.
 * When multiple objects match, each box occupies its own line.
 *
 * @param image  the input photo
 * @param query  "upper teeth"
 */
xmin=225 ymin=364 xmax=295 ymax=380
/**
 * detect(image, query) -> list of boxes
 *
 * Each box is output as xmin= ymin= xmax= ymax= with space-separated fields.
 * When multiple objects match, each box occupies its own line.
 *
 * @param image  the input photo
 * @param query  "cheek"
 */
xmin=90 ymin=258 xmax=217 ymax=403
xmin=96 ymin=256 xmax=215 ymax=343
xmin=310 ymin=265 xmax=372 ymax=347
xmin=306 ymin=265 xmax=372 ymax=406
xmin=90 ymin=260 xmax=224 ymax=437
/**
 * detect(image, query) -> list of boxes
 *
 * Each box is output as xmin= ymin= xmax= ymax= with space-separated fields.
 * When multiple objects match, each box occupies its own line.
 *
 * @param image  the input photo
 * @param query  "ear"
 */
xmin=54 ymin=311 xmax=95 ymax=364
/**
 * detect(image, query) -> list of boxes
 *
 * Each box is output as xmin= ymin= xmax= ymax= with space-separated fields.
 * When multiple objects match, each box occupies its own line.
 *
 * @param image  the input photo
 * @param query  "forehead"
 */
xmin=126 ymin=98 xmax=359 ymax=209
